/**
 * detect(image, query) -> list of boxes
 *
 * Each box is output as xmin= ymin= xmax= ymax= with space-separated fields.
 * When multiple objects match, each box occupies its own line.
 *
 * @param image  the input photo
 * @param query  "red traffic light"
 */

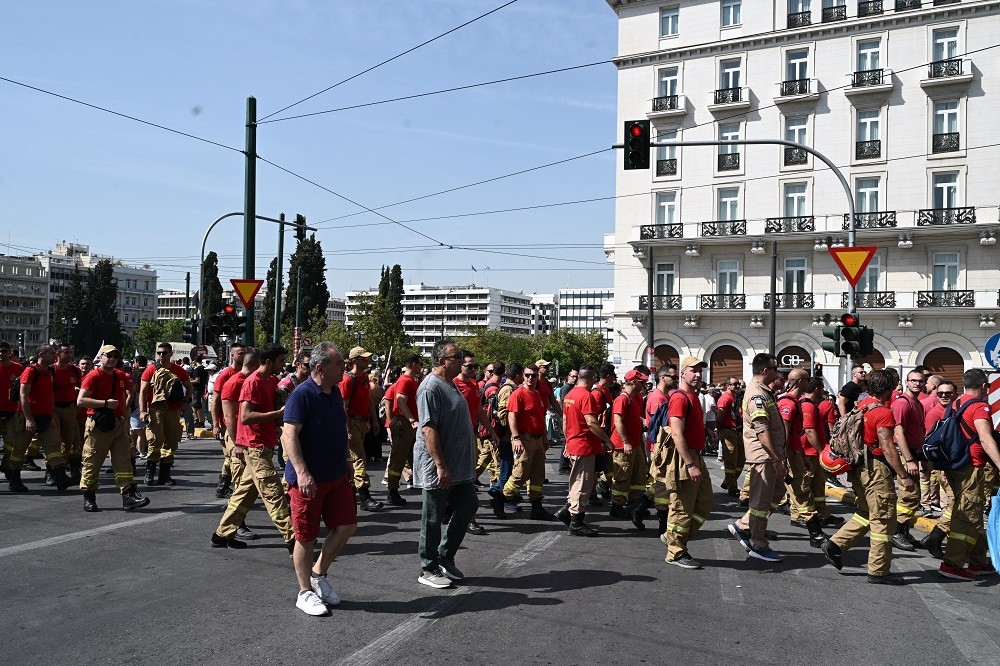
xmin=629 ymin=123 xmax=645 ymax=138
xmin=223 ymin=304 xmax=236 ymax=315
xmin=840 ymin=313 xmax=858 ymax=327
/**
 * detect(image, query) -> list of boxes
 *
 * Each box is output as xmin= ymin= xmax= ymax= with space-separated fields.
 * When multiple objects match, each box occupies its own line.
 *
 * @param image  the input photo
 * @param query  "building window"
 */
xmin=721 ymin=0 xmax=741 ymax=26
xmin=932 ymin=100 xmax=959 ymax=152
xmin=857 ymin=38 xmax=882 ymax=72
xmin=720 ymin=59 xmax=741 ymax=90
xmin=932 ymin=172 xmax=959 ymax=209
xmin=658 ymin=66 xmax=679 ymax=98
xmin=932 ymin=252 xmax=959 ymax=291
xmin=717 ymin=188 xmax=740 ymax=220
xmin=856 ymin=108 xmax=881 ymax=159
xmin=785 ymin=116 xmax=808 ymax=144
xmin=718 ymin=122 xmax=740 ymax=170
xmin=655 ymin=191 xmax=678 ymax=225
xmin=784 ymin=182 xmax=808 ymax=217
xmin=932 ymin=28 xmax=959 ymax=62
xmin=655 ymin=129 xmax=678 ymax=176
xmin=857 ymin=255 xmax=880 ymax=292
xmin=718 ymin=260 xmax=740 ymax=294
xmin=786 ymin=49 xmax=809 ymax=84
xmin=788 ymin=0 xmax=811 ymax=14
xmin=784 ymin=258 xmax=807 ymax=294
xmin=655 ymin=262 xmax=676 ymax=295
xmin=660 ymin=6 xmax=679 ymax=36
xmin=855 ymin=177 xmax=881 ymax=212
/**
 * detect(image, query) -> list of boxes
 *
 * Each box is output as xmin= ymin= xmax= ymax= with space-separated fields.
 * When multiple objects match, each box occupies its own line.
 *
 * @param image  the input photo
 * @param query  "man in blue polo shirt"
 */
xmin=282 ymin=342 xmax=358 ymax=617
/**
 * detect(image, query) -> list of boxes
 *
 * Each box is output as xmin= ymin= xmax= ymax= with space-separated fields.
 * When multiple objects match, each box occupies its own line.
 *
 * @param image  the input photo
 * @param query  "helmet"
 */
xmin=820 ymin=444 xmax=851 ymax=475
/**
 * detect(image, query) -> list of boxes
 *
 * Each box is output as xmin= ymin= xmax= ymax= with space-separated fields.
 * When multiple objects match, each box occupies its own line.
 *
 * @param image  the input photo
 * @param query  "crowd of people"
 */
xmin=3 ymin=337 xmax=998 ymax=615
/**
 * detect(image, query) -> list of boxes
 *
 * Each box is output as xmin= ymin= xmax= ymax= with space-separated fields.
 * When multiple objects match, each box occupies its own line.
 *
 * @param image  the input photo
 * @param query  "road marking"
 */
xmin=714 ymin=538 xmax=745 ymax=605
xmin=0 ymin=511 xmax=182 ymax=559
xmin=895 ymin=557 xmax=1000 ymax=663
xmin=344 ymin=531 xmax=562 ymax=666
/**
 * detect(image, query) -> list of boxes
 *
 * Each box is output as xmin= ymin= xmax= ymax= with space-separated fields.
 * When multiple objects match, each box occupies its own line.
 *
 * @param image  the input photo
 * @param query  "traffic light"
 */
xmin=858 ymin=326 xmax=875 ymax=357
xmin=623 ymin=120 xmax=650 ymax=170
xmin=221 ymin=304 xmax=236 ymax=338
xmin=16 ymin=331 xmax=24 ymax=349
xmin=813 ymin=362 xmax=823 ymax=377
xmin=232 ymin=313 xmax=247 ymax=339
xmin=821 ymin=323 xmax=842 ymax=358
xmin=210 ymin=313 xmax=224 ymax=337
xmin=840 ymin=312 xmax=861 ymax=357
xmin=295 ymin=213 xmax=306 ymax=242
xmin=181 ymin=318 xmax=198 ymax=343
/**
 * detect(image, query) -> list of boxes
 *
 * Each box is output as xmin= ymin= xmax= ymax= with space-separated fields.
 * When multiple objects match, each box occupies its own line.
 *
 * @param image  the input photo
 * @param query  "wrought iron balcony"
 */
xmin=787 ymin=11 xmax=811 ymax=27
xmin=929 ymin=58 xmax=963 ymax=78
xmin=852 ymin=69 xmax=884 ymax=87
xmin=917 ymin=290 xmax=974 ymax=308
xmin=714 ymin=87 xmax=742 ymax=104
xmin=765 ymin=216 xmax=815 ymax=233
xmin=639 ymin=223 xmax=683 ymax=240
xmin=780 ymin=79 xmax=810 ymax=96
xmin=702 ymin=220 xmax=747 ymax=237
xmin=656 ymin=158 xmax=677 ymax=176
xmin=932 ymin=0 xmax=958 ymax=5
xmin=639 ymin=295 xmax=683 ymax=310
xmin=784 ymin=147 xmax=808 ymax=166
xmin=855 ymin=139 xmax=882 ymax=160
xmin=916 ymin=207 xmax=976 ymax=226
xmin=652 ymin=95 xmax=679 ymax=112
xmin=822 ymin=5 xmax=847 ymax=21
xmin=843 ymin=211 xmax=897 ymax=230
xmin=718 ymin=152 xmax=740 ymax=171
xmin=764 ymin=293 xmax=814 ymax=309
xmin=842 ymin=291 xmax=896 ymax=308
xmin=895 ymin=0 xmax=921 ymax=9
xmin=700 ymin=293 xmax=746 ymax=310
xmin=858 ymin=0 xmax=884 ymax=16
xmin=932 ymin=132 xmax=960 ymax=153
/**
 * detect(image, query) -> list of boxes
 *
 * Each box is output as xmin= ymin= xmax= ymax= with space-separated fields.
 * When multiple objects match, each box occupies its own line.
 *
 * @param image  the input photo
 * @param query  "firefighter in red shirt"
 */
xmin=0 ymin=341 xmax=24 ymax=484
xmin=211 ymin=342 xmax=246 ymax=498
xmin=800 ymin=378 xmax=841 ymax=528
xmin=717 ymin=376 xmax=743 ymax=496
xmin=503 ymin=365 xmax=555 ymax=521
xmin=138 ymin=342 xmax=192 ymax=486
xmin=609 ymin=369 xmax=650 ymax=530
xmin=386 ymin=355 xmax=422 ymax=504
xmin=339 ymin=347 xmax=383 ymax=512
xmin=781 ymin=368 xmax=827 ymax=547
xmin=52 ymin=343 xmax=83 ymax=483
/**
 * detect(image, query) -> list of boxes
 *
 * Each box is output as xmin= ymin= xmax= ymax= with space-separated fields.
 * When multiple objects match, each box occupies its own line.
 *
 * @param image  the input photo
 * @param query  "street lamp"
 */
xmin=61 ymin=317 xmax=78 ymax=348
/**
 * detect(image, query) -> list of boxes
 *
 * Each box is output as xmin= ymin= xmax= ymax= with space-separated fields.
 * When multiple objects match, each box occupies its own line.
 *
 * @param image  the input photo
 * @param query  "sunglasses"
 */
xmin=156 ymin=351 xmax=171 ymax=355
xmin=937 ymin=391 xmax=954 ymax=397
xmin=463 ymin=363 xmax=478 ymax=369
xmin=523 ymin=373 xmax=537 ymax=378
xmin=105 ymin=353 xmax=121 ymax=358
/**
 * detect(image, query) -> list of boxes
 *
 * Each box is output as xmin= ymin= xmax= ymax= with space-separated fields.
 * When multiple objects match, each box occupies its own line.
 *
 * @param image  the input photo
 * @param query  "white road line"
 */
xmin=714 ymin=538 xmax=745 ymax=605
xmin=344 ymin=531 xmax=562 ymax=666
xmin=0 ymin=511 xmax=182 ymax=558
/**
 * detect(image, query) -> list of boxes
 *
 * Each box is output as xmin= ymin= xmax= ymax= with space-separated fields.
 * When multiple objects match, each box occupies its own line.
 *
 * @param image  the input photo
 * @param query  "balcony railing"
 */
xmin=714 ymin=87 xmax=742 ymax=104
xmin=787 ymin=11 xmax=811 ymax=27
xmin=639 ymin=295 xmax=682 ymax=310
xmin=652 ymin=95 xmax=680 ymax=112
xmin=852 ymin=69 xmax=885 ymax=87
xmin=702 ymin=220 xmax=747 ymax=237
xmin=917 ymin=290 xmax=974 ymax=308
xmin=822 ymin=5 xmax=847 ymax=21
xmin=656 ymin=158 xmax=677 ymax=176
xmin=780 ymin=79 xmax=810 ymax=96
xmin=932 ymin=132 xmax=960 ymax=153
xmin=764 ymin=293 xmax=814 ymax=309
xmin=842 ymin=291 xmax=897 ymax=308
xmin=858 ymin=0 xmax=884 ymax=16
xmin=700 ymin=293 xmax=746 ymax=310
xmin=855 ymin=139 xmax=882 ymax=160
xmin=718 ymin=152 xmax=740 ymax=171
xmin=916 ymin=207 xmax=976 ymax=226
xmin=639 ymin=223 xmax=683 ymax=240
xmin=843 ymin=211 xmax=897 ymax=230
xmin=784 ymin=146 xmax=808 ymax=166
xmin=895 ymin=0 xmax=921 ymax=9
xmin=929 ymin=58 xmax=963 ymax=78
xmin=932 ymin=0 xmax=960 ymax=4
xmin=765 ymin=216 xmax=815 ymax=233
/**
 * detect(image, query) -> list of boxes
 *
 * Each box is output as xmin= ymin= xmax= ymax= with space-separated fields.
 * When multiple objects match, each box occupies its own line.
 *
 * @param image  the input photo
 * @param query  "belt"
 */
xmin=89 ymin=414 xmax=125 ymax=421
xmin=56 ymin=401 xmax=75 ymax=408
xmin=349 ymin=414 xmax=369 ymax=421
xmin=522 ymin=432 xmax=545 ymax=439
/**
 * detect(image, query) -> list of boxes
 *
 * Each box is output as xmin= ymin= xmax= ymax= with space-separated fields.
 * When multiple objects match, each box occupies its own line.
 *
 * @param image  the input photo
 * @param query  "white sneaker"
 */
xmin=310 ymin=573 xmax=341 ymax=606
xmin=296 ymin=590 xmax=329 ymax=616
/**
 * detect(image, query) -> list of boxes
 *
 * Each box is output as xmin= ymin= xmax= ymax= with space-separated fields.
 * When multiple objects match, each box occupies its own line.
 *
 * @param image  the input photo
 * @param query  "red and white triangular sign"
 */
xmin=230 ymin=279 xmax=264 ymax=309
xmin=829 ymin=246 xmax=878 ymax=288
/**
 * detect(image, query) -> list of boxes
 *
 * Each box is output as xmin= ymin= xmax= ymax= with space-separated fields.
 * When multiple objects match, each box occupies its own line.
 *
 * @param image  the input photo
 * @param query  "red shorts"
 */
xmin=288 ymin=476 xmax=357 ymax=542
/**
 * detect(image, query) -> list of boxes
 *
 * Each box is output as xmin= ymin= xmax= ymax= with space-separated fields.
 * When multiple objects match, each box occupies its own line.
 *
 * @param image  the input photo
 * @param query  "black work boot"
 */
xmin=569 ymin=512 xmax=598 ymax=537
xmin=921 ymin=526 xmax=947 ymax=559
xmin=587 ymin=489 xmax=603 ymax=507
xmin=806 ymin=515 xmax=829 ymax=548
xmin=69 ymin=459 xmax=82 ymax=484
xmin=8 ymin=469 xmax=28 ymax=493
xmin=51 ymin=465 xmax=71 ymax=491
xmin=899 ymin=523 xmax=921 ymax=549
xmin=608 ymin=503 xmax=629 ymax=519
xmin=626 ymin=495 xmax=653 ymax=531
xmin=529 ymin=499 xmax=556 ymax=521
xmin=83 ymin=490 xmax=99 ymax=512
xmin=386 ymin=488 xmax=407 ymax=506
xmin=490 ymin=494 xmax=505 ymax=518
xmin=144 ymin=461 xmax=157 ymax=486
xmin=555 ymin=502 xmax=571 ymax=526
xmin=215 ymin=474 xmax=231 ymax=498
xmin=596 ymin=479 xmax=611 ymax=500
xmin=157 ymin=462 xmax=176 ymax=486
xmin=122 ymin=483 xmax=150 ymax=510
xmin=822 ymin=539 xmax=844 ymax=570
xmin=657 ymin=509 xmax=669 ymax=543
xmin=358 ymin=488 xmax=384 ymax=512
xmin=44 ymin=467 xmax=56 ymax=487
xmin=891 ymin=526 xmax=916 ymax=552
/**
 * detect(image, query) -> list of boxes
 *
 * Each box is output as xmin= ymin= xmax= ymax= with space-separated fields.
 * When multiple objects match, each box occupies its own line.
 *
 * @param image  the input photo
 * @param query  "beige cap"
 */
xmin=98 ymin=344 xmax=120 ymax=356
xmin=349 ymin=346 xmax=372 ymax=359
xmin=679 ymin=355 xmax=708 ymax=372
xmin=535 ymin=359 xmax=551 ymax=367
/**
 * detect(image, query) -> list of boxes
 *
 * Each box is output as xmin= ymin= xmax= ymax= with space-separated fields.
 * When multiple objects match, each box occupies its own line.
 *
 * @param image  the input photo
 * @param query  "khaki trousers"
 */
xmin=0 ymin=414 xmax=19 ymax=463
xmin=786 ymin=449 xmax=817 ymax=522
xmin=8 ymin=413 xmax=63 ymax=470
xmin=610 ymin=448 xmax=647 ymax=505
xmin=504 ymin=434 xmax=546 ymax=500
xmin=719 ymin=427 xmax=744 ymax=490
xmin=830 ymin=458 xmax=897 ymax=576
xmin=146 ymin=405 xmax=181 ymax=464
xmin=896 ymin=471 xmax=921 ymax=528
xmin=942 ymin=465 xmax=988 ymax=568
xmin=386 ymin=416 xmax=415 ymax=490
xmin=665 ymin=452 xmax=713 ymax=561
xmin=566 ymin=454 xmax=597 ymax=514
xmin=80 ymin=417 xmax=133 ymax=492
xmin=806 ymin=454 xmax=831 ymax=518
xmin=347 ymin=416 xmax=371 ymax=490
xmin=217 ymin=446 xmax=293 ymax=542
xmin=56 ymin=404 xmax=82 ymax=460
xmin=737 ymin=459 xmax=786 ymax=550
xmin=475 ymin=437 xmax=499 ymax=483
xmin=936 ymin=479 xmax=957 ymax=534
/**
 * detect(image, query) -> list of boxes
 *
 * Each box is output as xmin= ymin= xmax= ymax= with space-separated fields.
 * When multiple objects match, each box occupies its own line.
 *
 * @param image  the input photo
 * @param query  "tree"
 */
xmin=387 ymin=264 xmax=404 ymax=326
xmin=201 ymin=251 xmax=224 ymax=344
xmin=133 ymin=319 xmax=165 ymax=358
xmin=282 ymin=234 xmax=329 ymax=331
xmin=52 ymin=267 xmax=87 ymax=351
xmin=81 ymin=259 xmax=124 ymax=352
xmin=259 ymin=257 xmax=279 ymax=342
xmin=456 ymin=329 xmax=535 ymax=368
xmin=350 ymin=293 xmax=413 ymax=361
xmin=535 ymin=330 xmax=608 ymax=374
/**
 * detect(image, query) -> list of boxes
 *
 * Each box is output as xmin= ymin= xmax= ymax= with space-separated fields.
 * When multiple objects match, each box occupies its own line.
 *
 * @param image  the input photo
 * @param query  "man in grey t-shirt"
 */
xmin=414 ymin=339 xmax=478 ymax=589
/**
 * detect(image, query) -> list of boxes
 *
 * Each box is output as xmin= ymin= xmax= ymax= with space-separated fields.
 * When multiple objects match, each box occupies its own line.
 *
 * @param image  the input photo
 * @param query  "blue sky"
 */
xmin=1 ymin=1 xmax=619 ymax=297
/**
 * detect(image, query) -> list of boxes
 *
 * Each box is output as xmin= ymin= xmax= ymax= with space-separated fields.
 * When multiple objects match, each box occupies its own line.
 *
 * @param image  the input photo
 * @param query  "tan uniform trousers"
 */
xmin=830 ymin=457 xmax=897 ymax=577
xmin=896 ymin=470 xmax=921 ymax=528
xmin=786 ymin=449 xmax=817 ymax=522
xmin=504 ymin=434 xmax=547 ymax=500
xmin=610 ymin=448 xmax=647 ymax=506
xmin=224 ymin=430 xmax=243 ymax=485
xmin=386 ymin=415 xmax=415 ymax=490
xmin=80 ymin=416 xmax=133 ymax=492
xmin=475 ymin=436 xmax=499 ymax=483
xmin=218 ymin=432 xmax=231 ymax=478
xmin=55 ymin=404 xmax=82 ymax=460
xmin=0 ymin=414 xmax=18 ymax=463
xmin=665 ymin=452 xmax=713 ymax=561
xmin=8 ymin=413 xmax=63 ymax=471
xmin=566 ymin=454 xmax=597 ymax=515
xmin=146 ymin=405 xmax=181 ymax=464
xmin=935 ymin=478 xmax=957 ymax=533
xmin=217 ymin=446 xmax=293 ymax=542
xmin=920 ymin=461 xmax=943 ymax=510
xmin=719 ymin=427 xmax=744 ymax=490
xmin=942 ymin=464 xmax=988 ymax=568
xmin=347 ymin=415 xmax=371 ymax=490
xmin=806 ymin=454 xmax=832 ymax=519
xmin=736 ymin=459 xmax=786 ymax=550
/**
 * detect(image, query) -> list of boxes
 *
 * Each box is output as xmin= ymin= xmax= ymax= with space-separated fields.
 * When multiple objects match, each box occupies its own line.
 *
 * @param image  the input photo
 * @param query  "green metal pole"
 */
xmin=273 ymin=213 xmax=284 ymax=344
xmin=243 ymin=96 xmax=257 ymax=345
xmin=184 ymin=271 xmax=191 ymax=319
xmin=295 ymin=269 xmax=302 ymax=329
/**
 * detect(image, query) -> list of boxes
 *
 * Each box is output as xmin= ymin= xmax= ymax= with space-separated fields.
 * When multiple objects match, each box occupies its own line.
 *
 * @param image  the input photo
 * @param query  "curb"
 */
xmin=194 ymin=427 xmax=214 ymax=439
xmin=825 ymin=485 xmax=938 ymax=534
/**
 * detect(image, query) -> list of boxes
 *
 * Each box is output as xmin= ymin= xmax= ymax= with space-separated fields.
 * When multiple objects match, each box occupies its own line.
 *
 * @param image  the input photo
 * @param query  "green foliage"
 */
xmin=52 ymin=267 xmax=87 ymax=350
xmin=456 ymin=329 xmax=536 ymax=368
xmin=201 ymin=251 xmax=224 ymax=344
xmin=82 ymin=259 xmax=125 ymax=352
xmin=455 ymin=329 xmax=608 ymax=376
xmin=260 ymin=257 xmax=278 ymax=343
xmin=282 ymin=235 xmax=330 ymax=331
xmin=350 ymin=293 xmax=415 ymax=361
xmin=132 ymin=319 xmax=184 ymax=358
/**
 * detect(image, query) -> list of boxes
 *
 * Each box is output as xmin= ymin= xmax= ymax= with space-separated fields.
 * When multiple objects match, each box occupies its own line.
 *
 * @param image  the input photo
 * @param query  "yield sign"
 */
xmin=230 ymin=279 xmax=264 ymax=309
xmin=828 ymin=246 xmax=878 ymax=288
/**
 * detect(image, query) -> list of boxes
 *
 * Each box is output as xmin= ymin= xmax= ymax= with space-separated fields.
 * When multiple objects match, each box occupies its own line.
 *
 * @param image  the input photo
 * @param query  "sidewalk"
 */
xmin=825 ymin=485 xmax=938 ymax=534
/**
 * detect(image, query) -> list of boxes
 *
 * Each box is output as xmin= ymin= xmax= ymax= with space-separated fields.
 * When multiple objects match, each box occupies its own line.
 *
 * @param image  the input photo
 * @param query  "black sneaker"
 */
xmin=438 ymin=557 xmax=465 ymax=581
xmin=867 ymin=573 xmax=905 ymax=585
xmin=666 ymin=553 xmax=702 ymax=570
xmin=211 ymin=532 xmax=247 ymax=550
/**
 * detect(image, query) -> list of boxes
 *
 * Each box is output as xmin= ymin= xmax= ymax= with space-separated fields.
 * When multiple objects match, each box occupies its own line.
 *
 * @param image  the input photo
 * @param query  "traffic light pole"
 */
xmin=244 ymin=97 xmax=257 ymax=345
xmin=273 ymin=213 xmax=285 ymax=344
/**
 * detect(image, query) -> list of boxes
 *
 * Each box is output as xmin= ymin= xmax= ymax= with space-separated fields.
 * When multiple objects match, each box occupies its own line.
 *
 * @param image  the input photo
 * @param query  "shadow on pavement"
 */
xmin=470 ymin=568 xmax=656 ymax=593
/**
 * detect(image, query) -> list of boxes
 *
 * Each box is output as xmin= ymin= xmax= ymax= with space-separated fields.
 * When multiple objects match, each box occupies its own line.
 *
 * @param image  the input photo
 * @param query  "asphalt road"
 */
xmin=2 ymin=439 xmax=999 ymax=665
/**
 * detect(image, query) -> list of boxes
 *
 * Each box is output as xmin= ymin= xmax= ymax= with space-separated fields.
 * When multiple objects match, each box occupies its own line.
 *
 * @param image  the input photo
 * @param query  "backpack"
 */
xmin=922 ymin=398 xmax=983 ymax=471
xmin=828 ymin=401 xmax=883 ymax=468
xmin=479 ymin=379 xmax=507 ymax=438
xmin=646 ymin=392 xmax=675 ymax=448
xmin=151 ymin=365 xmax=184 ymax=405
xmin=648 ymin=390 xmax=691 ymax=480
xmin=12 ymin=363 xmax=54 ymax=404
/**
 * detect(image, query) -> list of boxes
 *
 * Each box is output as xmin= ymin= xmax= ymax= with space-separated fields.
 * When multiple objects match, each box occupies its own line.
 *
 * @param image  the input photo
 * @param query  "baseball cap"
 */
xmin=679 ymin=356 xmax=707 ymax=372
xmin=535 ymin=359 xmax=551 ymax=367
xmin=624 ymin=369 xmax=649 ymax=383
xmin=349 ymin=346 xmax=372 ymax=359
xmin=98 ymin=344 xmax=120 ymax=356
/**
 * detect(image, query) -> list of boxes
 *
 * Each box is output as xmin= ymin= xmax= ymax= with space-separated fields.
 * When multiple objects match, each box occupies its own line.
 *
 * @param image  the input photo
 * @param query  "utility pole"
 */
xmin=273 ymin=213 xmax=285 ymax=344
xmin=243 ymin=96 xmax=257 ymax=345
xmin=184 ymin=270 xmax=191 ymax=321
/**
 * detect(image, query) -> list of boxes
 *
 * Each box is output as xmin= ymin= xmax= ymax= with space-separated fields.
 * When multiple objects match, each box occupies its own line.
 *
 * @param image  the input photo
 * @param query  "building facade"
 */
xmin=557 ymin=288 xmax=616 ymax=359
xmin=530 ymin=293 xmax=558 ymax=335
xmin=157 ymin=290 xmax=197 ymax=321
xmin=326 ymin=297 xmax=347 ymax=326
xmin=605 ymin=0 xmax=999 ymax=386
xmin=0 ymin=256 xmax=48 ymax=351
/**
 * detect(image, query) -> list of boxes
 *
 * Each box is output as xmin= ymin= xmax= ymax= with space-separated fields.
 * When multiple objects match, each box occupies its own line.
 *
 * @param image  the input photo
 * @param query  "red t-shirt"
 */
xmin=338 ymin=373 xmax=371 ymax=417
xmin=645 ymin=388 xmax=668 ymax=425
xmin=382 ymin=383 xmax=395 ymax=428
xmin=920 ymin=393 xmax=939 ymax=413
xmin=81 ymin=368 xmax=130 ymax=417
xmin=453 ymin=375 xmax=480 ymax=428
xmin=891 ymin=393 xmax=925 ymax=455
xmin=141 ymin=362 xmax=190 ymax=409
xmin=563 ymin=385 xmax=602 ymax=457
xmin=924 ymin=401 xmax=946 ymax=436
xmin=213 ymin=365 xmax=237 ymax=394
xmin=220 ymin=372 xmax=248 ymax=433
xmin=391 ymin=375 xmax=419 ymax=419
xmin=536 ymin=377 xmax=553 ymax=405
xmin=778 ymin=394 xmax=803 ymax=452
xmin=668 ymin=389 xmax=705 ymax=452
xmin=53 ymin=364 xmax=82 ymax=404
xmin=716 ymin=391 xmax=738 ymax=429
xmin=818 ymin=399 xmax=836 ymax=433
xmin=953 ymin=395 xmax=993 ymax=467
xmin=799 ymin=397 xmax=823 ymax=456
xmin=236 ymin=372 xmax=279 ymax=449
xmin=508 ymin=386 xmax=546 ymax=436
xmin=591 ymin=383 xmax=613 ymax=429
xmin=0 ymin=361 xmax=24 ymax=413
xmin=858 ymin=395 xmax=894 ymax=456
xmin=18 ymin=364 xmax=54 ymax=417
xmin=610 ymin=392 xmax=643 ymax=450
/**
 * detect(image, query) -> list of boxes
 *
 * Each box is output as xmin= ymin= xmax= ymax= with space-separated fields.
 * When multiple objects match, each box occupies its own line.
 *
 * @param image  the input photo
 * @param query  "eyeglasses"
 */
xmin=462 ymin=363 xmax=478 ymax=369
xmin=523 ymin=373 xmax=537 ymax=379
xmin=937 ymin=391 xmax=954 ymax=397
xmin=907 ymin=378 xmax=926 ymax=383
xmin=105 ymin=352 xmax=120 ymax=359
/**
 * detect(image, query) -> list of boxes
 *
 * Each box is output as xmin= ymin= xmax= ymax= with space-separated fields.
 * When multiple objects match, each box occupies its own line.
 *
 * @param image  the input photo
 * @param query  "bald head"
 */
xmin=788 ymin=368 xmax=808 ymax=383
